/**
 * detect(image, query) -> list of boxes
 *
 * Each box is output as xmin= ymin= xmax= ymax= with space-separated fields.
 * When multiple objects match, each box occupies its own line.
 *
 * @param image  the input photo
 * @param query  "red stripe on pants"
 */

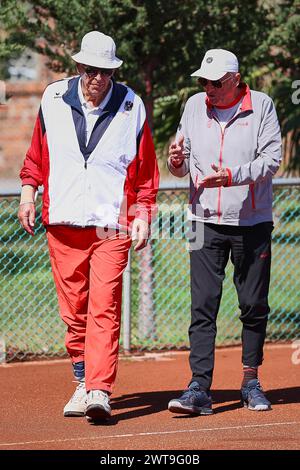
xmin=46 ymin=226 xmax=131 ymax=393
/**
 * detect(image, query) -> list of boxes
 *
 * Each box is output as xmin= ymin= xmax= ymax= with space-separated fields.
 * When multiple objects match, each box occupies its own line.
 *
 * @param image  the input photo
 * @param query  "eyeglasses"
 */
xmin=82 ymin=65 xmax=113 ymax=77
xmin=198 ymin=75 xmax=232 ymax=88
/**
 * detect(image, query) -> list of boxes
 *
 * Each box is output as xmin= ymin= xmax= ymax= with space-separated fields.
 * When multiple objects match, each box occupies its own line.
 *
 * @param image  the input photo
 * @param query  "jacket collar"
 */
xmin=62 ymin=76 xmax=127 ymax=115
xmin=239 ymin=84 xmax=252 ymax=112
xmin=62 ymin=76 xmax=82 ymax=112
xmin=205 ymin=83 xmax=253 ymax=113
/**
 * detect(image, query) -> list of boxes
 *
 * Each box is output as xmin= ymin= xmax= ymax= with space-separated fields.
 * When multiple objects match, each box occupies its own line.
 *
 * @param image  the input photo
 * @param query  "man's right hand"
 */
xmin=168 ymin=135 xmax=185 ymax=168
xmin=18 ymin=203 xmax=36 ymax=236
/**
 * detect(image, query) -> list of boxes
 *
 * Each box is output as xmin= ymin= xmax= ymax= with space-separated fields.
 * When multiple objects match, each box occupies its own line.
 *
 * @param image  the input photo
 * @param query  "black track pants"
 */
xmin=189 ymin=222 xmax=273 ymax=391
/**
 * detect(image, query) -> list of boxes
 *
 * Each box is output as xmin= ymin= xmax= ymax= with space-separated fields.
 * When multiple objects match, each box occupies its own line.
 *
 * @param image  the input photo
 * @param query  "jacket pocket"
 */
xmin=251 ymin=180 xmax=273 ymax=210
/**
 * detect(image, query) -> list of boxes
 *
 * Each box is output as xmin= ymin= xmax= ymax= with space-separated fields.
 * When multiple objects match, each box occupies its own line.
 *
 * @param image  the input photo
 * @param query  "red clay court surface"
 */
xmin=0 ymin=344 xmax=299 ymax=450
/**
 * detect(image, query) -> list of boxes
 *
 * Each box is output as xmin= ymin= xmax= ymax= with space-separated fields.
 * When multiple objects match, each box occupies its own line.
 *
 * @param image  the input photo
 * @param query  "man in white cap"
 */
xmin=167 ymin=49 xmax=282 ymax=414
xmin=18 ymin=31 xmax=159 ymax=422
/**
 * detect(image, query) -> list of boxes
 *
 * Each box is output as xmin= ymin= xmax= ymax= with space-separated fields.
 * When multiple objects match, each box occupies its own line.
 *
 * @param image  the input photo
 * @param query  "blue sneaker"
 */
xmin=241 ymin=379 xmax=272 ymax=411
xmin=168 ymin=381 xmax=213 ymax=415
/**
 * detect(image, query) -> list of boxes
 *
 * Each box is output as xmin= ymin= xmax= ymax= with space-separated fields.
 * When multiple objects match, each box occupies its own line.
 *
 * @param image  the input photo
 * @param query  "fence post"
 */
xmin=123 ymin=248 xmax=131 ymax=353
xmin=0 ymin=335 xmax=6 ymax=364
xmin=138 ymin=243 xmax=155 ymax=340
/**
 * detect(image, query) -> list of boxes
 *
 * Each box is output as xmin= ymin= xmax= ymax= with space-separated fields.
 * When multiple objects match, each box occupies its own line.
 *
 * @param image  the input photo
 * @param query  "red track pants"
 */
xmin=46 ymin=226 xmax=131 ymax=393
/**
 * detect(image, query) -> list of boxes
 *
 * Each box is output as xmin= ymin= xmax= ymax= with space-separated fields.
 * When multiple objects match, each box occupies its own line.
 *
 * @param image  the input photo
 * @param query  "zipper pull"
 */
xmin=84 ymin=161 xmax=87 ymax=169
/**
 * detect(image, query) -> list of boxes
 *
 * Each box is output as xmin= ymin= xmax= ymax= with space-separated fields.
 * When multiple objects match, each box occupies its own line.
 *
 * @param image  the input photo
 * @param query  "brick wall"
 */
xmin=0 ymin=57 xmax=64 ymax=182
xmin=0 ymin=82 xmax=46 ymax=179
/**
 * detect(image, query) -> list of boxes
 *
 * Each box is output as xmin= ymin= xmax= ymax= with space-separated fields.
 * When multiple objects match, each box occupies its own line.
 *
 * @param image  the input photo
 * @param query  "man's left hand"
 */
xmin=131 ymin=218 xmax=149 ymax=251
xmin=199 ymin=164 xmax=229 ymax=188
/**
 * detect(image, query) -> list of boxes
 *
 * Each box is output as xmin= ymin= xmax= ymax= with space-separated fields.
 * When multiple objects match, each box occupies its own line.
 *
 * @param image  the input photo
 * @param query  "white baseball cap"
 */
xmin=71 ymin=31 xmax=123 ymax=69
xmin=191 ymin=49 xmax=239 ymax=81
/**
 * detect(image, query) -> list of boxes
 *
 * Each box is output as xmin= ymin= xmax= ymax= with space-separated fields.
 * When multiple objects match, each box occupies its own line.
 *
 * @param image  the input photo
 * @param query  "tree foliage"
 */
xmin=1 ymin=0 xmax=299 ymax=170
xmin=0 ymin=1 xmax=272 ymax=110
xmin=264 ymin=0 xmax=300 ymax=175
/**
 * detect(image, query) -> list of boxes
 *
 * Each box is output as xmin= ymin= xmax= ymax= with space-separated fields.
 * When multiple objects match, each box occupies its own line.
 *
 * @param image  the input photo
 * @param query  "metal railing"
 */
xmin=0 ymin=179 xmax=299 ymax=361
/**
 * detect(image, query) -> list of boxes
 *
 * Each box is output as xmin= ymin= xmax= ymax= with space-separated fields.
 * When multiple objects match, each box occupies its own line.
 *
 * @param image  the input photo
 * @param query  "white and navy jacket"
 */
xmin=20 ymin=76 xmax=159 ymax=230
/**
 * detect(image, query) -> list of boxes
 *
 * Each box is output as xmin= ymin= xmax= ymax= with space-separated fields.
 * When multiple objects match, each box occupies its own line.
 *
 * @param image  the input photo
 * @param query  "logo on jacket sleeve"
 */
xmin=119 ymin=154 xmax=131 ymax=169
xmin=124 ymin=101 xmax=133 ymax=111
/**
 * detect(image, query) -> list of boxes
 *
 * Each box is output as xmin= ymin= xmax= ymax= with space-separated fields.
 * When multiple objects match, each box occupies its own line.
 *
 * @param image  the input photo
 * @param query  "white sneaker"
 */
xmin=85 ymin=390 xmax=111 ymax=420
xmin=63 ymin=381 xmax=87 ymax=417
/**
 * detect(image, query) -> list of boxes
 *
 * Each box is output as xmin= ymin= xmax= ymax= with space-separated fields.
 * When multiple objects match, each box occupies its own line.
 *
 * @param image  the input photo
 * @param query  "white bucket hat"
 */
xmin=71 ymin=31 xmax=123 ymax=69
xmin=191 ymin=49 xmax=239 ymax=81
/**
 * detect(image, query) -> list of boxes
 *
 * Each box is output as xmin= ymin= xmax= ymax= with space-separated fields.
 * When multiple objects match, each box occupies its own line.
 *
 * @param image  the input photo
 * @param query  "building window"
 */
xmin=8 ymin=50 xmax=38 ymax=82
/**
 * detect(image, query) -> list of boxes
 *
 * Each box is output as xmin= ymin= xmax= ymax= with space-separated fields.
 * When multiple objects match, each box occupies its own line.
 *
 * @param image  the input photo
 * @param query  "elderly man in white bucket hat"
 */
xmin=167 ymin=49 xmax=282 ymax=415
xmin=18 ymin=31 xmax=159 ymax=422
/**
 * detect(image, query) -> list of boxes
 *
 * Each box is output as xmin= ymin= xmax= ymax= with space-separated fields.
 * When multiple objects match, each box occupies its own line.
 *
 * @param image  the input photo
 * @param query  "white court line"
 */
xmin=0 ymin=421 xmax=299 ymax=448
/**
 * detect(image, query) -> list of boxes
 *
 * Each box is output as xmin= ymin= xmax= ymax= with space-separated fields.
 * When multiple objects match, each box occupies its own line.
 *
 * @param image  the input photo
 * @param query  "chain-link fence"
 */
xmin=0 ymin=180 xmax=299 ymax=362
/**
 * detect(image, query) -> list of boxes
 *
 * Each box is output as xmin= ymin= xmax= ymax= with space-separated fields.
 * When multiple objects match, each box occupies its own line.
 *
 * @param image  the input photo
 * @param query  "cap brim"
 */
xmin=71 ymin=52 xmax=123 ymax=69
xmin=191 ymin=67 xmax=226 ymax=81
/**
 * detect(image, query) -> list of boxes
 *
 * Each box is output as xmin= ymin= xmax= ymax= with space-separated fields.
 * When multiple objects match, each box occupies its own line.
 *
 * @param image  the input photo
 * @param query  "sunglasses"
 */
xmin=198 ymin=75 xmax=232 ymax=88
xmin=82 ymin=65 xmax=113 ymax=77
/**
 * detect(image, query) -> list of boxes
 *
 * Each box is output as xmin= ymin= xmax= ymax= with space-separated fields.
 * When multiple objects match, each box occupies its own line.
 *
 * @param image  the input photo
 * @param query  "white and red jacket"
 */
xmin=168 ymin=85 xmax=282 ymax=226
xmin=20 ymin=76 xmax=159 ymax=230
